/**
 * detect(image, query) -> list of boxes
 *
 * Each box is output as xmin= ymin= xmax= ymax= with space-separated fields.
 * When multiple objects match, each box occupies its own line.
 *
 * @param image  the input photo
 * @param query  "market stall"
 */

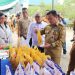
xmin=0 ymin=45 xmax=65 ymax=75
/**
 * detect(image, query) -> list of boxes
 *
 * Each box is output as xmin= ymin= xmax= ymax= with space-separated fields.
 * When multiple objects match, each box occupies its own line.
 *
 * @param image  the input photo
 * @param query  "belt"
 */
xmin=20 ymin=35 xmax=27 ymax=40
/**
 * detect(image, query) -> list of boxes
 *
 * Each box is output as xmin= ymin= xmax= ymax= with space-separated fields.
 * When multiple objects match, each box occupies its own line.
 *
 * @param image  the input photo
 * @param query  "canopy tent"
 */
xmin=0 ymin=0 xmax=19 ymax=10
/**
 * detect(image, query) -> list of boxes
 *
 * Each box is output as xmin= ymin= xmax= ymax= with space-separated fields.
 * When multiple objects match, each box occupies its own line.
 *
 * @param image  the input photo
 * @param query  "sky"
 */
xmin=29 ymin=0 xmax=52 ymax=5
xmin=20 ymin=0 xmax=64 ymax=8
xmin=29 ymin=0 xmax=64 ymax=5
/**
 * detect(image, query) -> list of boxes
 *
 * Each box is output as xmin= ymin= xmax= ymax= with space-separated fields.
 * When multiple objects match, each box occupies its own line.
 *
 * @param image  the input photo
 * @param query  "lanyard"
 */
xmin=0 ymin=25 xmax=4 ymax=30
xmin=0 ymin=24 xmax=8 ymax=43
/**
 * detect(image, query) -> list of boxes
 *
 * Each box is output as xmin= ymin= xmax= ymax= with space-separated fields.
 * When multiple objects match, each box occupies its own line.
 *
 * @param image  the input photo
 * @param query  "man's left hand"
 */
xmin=44 ymin=43 xmax=51 ymax=48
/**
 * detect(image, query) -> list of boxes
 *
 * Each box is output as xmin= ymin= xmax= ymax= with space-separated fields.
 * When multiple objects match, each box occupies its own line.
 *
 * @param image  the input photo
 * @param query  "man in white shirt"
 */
xmin=27 ymin=13 xmax=47 ymax=52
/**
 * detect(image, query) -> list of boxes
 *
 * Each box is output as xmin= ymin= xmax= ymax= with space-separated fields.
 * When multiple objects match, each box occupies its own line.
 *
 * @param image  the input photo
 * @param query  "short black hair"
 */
xmin=46 ymin=10 xmax=58 ymax=16
xmin=22 ymin=8 xmax=27 ymax=11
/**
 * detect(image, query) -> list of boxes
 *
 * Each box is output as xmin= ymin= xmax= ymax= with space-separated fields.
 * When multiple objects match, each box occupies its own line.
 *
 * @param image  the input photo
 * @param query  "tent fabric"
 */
xmin=0 ymin=0 xmax=19 ymax=10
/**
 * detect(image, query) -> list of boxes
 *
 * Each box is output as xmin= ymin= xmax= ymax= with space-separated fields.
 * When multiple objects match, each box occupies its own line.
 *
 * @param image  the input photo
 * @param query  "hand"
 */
xmin=34 ymin=27 xmax=38 ymax=33
xmin=44 ymin=43 xmax=51 ymax=48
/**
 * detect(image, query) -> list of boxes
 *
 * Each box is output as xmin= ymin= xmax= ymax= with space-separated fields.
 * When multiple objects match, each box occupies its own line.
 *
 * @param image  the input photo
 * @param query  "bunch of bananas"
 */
xmin=9 ymin=46 xmax=50 ymax=70
xmin=37 ymin=30 xmax=42 ymax=45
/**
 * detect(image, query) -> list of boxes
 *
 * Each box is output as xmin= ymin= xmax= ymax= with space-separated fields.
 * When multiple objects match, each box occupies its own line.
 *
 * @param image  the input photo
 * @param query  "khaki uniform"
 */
xmin=41 ymin=23 xmax=66 ymax=65
xmin=18 ymin=17 xmax=31 ymax=38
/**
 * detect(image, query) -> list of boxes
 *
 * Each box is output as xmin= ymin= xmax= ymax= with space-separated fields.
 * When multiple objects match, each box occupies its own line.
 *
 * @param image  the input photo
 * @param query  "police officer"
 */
xmin=35 ymin=10 xmax=66 ymax=65
xmin=18 ymin=8 xmax=31 ymax=39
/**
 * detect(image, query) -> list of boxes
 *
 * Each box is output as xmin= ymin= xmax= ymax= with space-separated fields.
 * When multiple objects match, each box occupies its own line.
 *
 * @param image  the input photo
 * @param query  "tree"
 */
xmin=63 ymin=0 xmax=75 ymax=19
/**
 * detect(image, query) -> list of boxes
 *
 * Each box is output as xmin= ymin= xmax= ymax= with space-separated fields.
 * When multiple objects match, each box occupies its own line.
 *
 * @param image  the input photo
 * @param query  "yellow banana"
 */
xmin=37 ymin=30 xmax=42 ymax=45
xmin=9 ymin=45 xmax=51 ymax=69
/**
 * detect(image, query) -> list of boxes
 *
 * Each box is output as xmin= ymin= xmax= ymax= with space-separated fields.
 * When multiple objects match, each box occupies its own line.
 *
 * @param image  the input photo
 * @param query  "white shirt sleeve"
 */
xmin=26 ymin=23 xmax=33 ymax=47
xmin=6 ymin=25 xmax=13 ymax=44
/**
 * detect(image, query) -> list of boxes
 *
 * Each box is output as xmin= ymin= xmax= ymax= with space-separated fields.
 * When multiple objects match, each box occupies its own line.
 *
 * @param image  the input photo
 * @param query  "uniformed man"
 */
xmin=35 ymin=10 xmax=66 ymax=65
xmin=18 ymin=8 xmax=31 ymax=40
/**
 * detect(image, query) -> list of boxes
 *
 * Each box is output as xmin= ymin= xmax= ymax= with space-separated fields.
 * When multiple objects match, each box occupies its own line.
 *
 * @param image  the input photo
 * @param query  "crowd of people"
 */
xmin=0 ymin=7 xmax=75 ymax=75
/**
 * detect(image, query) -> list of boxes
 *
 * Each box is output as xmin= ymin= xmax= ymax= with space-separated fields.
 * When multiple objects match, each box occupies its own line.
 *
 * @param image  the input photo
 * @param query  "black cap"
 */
xmin=16 ymin=13 xmax=20 ymax=17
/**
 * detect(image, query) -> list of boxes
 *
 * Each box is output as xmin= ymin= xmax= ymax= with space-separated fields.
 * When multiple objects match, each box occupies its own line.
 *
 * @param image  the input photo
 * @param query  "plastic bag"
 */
xmin=25 ymin=63 xmax=31 ymax=75
xmin=6 ymin=65 xmax=12 ymax=75
xmin=32 ymin=62 xmax=40 ymax=75
xmin=70 ymin=71 xmax=75 ymax=75
xmin=40 ymin=67 xmax=53 ymax=75
xmin=14 ymin=63 xmax=26 ymax=75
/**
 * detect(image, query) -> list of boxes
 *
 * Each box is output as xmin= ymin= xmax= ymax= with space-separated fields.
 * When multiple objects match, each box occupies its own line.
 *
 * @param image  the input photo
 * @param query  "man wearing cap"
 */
xmin=35 ymin=10 xmax=65 ymax=65
xmin=16 ymin=13 xmax=21 ymax=24
xmin=27 ymin=13 xmax=47 ymax=52
xmin=18 ymin=8 xmax=31 ymax=40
